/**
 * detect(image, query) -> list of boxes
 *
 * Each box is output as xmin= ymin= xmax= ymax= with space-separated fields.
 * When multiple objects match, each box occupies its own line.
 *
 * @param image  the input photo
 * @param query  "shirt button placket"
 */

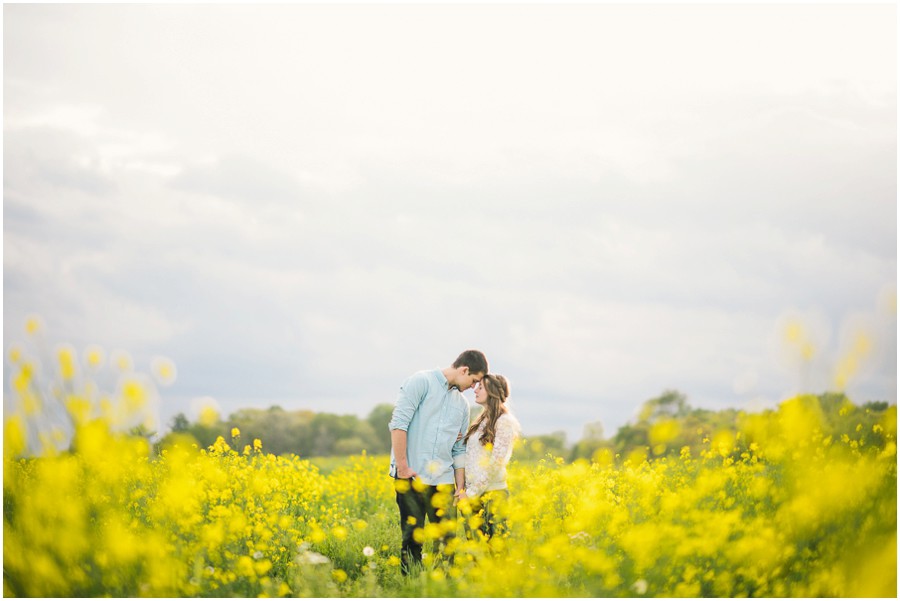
xmin=432 ymin=395 xmax=446 ymax=458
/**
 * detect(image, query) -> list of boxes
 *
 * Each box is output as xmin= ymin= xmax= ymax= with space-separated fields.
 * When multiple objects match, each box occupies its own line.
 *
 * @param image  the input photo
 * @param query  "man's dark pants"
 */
xmin=394 ymin=478 xmax=457 ymax=575
xmin=462 ymin=489 xmax=510 ymax=541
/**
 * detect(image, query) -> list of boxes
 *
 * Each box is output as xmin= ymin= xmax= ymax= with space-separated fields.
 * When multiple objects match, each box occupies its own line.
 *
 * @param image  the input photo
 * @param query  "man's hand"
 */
xmin=396 ymin=464 xmax=418 ymax=479
xmin=391 ymin=429 xmax=416 ymax=480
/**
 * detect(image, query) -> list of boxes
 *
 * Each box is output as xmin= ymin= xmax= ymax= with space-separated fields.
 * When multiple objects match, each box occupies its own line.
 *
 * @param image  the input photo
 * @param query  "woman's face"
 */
xmin=474 ymin=380 xmax=489 ymax=406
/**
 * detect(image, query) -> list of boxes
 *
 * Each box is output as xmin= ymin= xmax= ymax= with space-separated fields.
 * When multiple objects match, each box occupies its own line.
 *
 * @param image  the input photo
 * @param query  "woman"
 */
xmin=457 ymin=373 xmax=520 ymax=540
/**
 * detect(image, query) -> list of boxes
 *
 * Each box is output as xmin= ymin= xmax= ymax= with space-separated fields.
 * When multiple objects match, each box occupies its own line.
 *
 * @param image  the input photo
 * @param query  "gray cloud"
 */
xmin=170 ymin=155 xmax=308 ymax=207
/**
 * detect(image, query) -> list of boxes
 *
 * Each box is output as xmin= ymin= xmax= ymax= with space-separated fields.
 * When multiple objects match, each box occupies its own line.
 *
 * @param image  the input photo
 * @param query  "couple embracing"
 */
xmin=388 ymin=350 xmax=520 ymax=575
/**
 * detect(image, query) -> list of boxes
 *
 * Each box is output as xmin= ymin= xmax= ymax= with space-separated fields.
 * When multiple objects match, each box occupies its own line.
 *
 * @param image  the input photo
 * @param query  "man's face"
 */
xmin=457 ymin=368 xmax=485 ymax=392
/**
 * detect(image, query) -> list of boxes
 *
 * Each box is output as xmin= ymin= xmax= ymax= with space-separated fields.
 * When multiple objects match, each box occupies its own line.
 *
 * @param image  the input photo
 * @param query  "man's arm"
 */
xmin=450 ymin=402 xmax=470 ymax=461
xmin=451 ymin=402 xmax=470 ymax=497
xmin=388 ymin=373 xmax=427 ymax=479
xmin=391 ymin=429 xmax=418 ymax=479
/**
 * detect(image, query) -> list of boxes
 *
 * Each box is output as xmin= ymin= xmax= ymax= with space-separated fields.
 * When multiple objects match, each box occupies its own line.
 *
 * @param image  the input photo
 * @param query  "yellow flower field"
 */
xmin=4 ymin=399 xmax=896 ymax=597
xmin=3 ymin=328 xmax=896 ymax=597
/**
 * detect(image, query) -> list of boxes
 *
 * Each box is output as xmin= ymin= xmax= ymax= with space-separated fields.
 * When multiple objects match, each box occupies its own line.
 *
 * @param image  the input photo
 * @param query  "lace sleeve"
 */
xmin=465 ymin=420 xmax=489 ymax=498
xmin=465 ymin=449 xmax=490 ymax=499
xmin=490 ymin=415 xmax=518 ymax=468
xmin=466 ymin=415 xmax=519 ymax=498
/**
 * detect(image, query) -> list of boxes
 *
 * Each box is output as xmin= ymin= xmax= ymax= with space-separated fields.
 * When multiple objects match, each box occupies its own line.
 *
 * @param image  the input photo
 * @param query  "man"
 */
xmin=389 ymin=349 xmax=488 ymax=574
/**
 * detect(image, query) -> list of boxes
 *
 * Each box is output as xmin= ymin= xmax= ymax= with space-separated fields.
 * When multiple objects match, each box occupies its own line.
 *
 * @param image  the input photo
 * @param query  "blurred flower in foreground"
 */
xmin=84 ymin=345 xmax=105 ymax=371
xmin=782 ymin=318 xmax=817 ymax=361
xmin=834 ymin=312 xmax=879 ymax=391
xmin=56 ymin=344 xmax=77 ymax=381
xmin=5 ymin=316 xmax=167 ymax=454
xmin=110 ymin=349 xmax=134 ymax=373
xmin=191 ymin=397 xmax=221 ymax=428
xmin=8 ymin=344 xmax=23 ymax=364
xmin=151 ymin=355 xmax=177 ymax=386
xmin=24 ymin=314 xmax=43 ymax=336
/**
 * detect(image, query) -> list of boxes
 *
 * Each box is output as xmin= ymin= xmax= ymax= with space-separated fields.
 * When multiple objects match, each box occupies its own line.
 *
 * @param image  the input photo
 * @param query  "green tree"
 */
xmin=170 ymin=413 xmax=191 ymax=432
xmin=637 ymin=389 xmax=689 ymax=422
xmin=516 ymin=431 xmax=568 ymax=462
xmin=570 ymin=420 xmax=611 ymax=461
xmin=365 ymin=403 xmax=395 ymax=454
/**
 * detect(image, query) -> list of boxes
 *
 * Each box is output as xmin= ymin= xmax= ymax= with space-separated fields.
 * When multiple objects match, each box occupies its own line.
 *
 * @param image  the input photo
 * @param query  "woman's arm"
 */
xmin=487 ymin=415 xmax=517 ymax=473
xmin=466 ymin=415 xmax=518 ymax=497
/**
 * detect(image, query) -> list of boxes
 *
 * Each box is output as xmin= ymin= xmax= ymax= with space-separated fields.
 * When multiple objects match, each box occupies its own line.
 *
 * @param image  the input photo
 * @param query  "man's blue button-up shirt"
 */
xmin=388 ymin=369 xmax=470 ymax=486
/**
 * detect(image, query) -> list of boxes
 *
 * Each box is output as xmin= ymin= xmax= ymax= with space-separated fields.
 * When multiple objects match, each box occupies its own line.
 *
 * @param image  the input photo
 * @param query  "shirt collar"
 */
xmin=436 ymin=369 xmax=454 ymax=390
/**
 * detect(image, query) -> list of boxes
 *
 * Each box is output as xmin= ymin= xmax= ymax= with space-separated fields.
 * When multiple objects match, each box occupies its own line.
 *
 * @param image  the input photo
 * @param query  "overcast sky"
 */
xmin=3 ymin=3 xmax=896 ymax=444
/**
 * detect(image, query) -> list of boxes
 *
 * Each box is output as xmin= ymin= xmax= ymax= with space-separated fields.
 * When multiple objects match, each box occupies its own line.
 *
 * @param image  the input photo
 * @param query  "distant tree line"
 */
xmin=561 ymin=389 xmax=894 ymax=463
xmin=165 ymin=403 xmax=395 ymax=457
xmin=161 ymin=390 xmax=894 ymax=461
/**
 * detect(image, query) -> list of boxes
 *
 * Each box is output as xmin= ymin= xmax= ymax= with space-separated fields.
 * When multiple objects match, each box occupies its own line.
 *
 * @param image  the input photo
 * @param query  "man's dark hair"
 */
xmin=452 ymin=350 xmax=488 ymax=375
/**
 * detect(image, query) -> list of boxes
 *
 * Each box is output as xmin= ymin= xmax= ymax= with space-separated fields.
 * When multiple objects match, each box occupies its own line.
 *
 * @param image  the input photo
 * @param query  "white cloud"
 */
xmin=3 ymin=3 xmax=895 ymax=442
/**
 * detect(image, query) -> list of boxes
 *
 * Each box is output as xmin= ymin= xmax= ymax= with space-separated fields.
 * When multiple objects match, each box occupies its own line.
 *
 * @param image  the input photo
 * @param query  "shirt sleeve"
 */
xmin=388 ymin=373 xmax=427 ymax=432
xmin=451 ymin=402 xmax=470 ymax=469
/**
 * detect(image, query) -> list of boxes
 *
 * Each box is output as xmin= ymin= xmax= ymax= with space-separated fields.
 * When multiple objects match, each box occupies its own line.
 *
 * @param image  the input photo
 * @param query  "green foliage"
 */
xmin=570 ymin=390 xmax=895 ymax=464
xmin=365 ymin=403 xmax=394 ymax=452
xmin=163 ymin=391 xmax=895 ymax=464
xmin=161 ymin=403 xmax=394 ymax=458
xmin=514 ymin=431 xmax=568 ymax=463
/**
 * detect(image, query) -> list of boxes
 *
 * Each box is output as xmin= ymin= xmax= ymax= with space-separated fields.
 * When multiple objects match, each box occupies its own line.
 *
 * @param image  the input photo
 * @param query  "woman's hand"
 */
xmin=455 ymin=488 xmax=472 ymax=512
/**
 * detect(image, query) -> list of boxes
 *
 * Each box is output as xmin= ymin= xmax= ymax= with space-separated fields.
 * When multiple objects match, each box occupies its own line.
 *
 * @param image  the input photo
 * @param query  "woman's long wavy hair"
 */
xmin=464 ymin=374 xmax=510 ymax=447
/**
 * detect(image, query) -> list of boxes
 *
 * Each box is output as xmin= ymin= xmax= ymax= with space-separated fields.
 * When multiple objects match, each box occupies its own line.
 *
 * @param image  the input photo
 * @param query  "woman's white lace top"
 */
xmin=464 ymin=412 xmax=520 ymax=498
